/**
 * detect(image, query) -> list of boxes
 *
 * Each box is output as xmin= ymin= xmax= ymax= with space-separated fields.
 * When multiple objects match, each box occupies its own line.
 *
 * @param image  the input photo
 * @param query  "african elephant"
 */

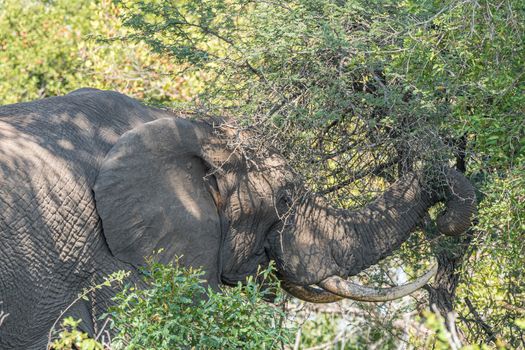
xmin=0 ymin=88 xmax=476 ymax=349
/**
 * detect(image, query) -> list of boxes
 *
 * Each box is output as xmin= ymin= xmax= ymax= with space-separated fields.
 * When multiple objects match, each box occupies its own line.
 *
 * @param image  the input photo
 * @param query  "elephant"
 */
xmin=0 ymin=88 xmax=476 ymax=349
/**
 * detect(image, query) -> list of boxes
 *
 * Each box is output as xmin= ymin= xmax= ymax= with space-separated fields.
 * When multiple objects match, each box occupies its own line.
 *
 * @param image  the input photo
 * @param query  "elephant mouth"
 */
xmin=220 ymin=219 xmax=439 ymax=303
xmin=220 ymin=275 xmax=246 ymax=286
xmin=217 ymin=239 xmax=439 ymax=301
xmin=220 ymin=248 xmax=272 ymax=287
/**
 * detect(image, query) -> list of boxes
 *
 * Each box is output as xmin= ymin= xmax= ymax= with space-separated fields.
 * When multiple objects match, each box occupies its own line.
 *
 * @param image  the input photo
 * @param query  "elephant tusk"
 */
xmin=280 ymin=280 xmax=343 ymax=303
xmin=317 ymin=264 xmax=438 ymax=302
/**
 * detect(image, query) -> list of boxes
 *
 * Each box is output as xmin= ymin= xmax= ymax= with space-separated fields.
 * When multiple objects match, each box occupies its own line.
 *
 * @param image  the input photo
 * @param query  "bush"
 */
xmin=51 ymin=259 xmax=291 ymax=349
xmin=456 ymin=168 xmax=525 ymax=347
xmin=104 ymin=258 xmax=291 ymax=349
xmin=115 ymin=0 xmax=524 ymax=173
xmin=51 ymin=317 xmax=105 ymax=350
xmin=0 ymin=0 xmax=196 ymax=105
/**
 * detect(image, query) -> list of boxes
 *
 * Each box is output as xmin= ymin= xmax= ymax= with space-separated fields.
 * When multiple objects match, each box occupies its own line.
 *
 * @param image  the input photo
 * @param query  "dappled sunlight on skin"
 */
xmin=169 ymin=176 xmax=204 ymax=221
xmin=0 ymin=88 xmax=477 ymax=349
xmin=0 ymin=89 xmax=160 ymax=349
xmin=218 ymin=153 xmax=294 ymax=285
xmin=0 ymin=90 xmax=309 ymax=348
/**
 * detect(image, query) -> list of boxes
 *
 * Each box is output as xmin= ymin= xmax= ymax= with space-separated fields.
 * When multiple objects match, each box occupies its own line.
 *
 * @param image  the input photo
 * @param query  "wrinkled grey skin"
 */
xmin=0 ymin=89 xmax=476 ymax=349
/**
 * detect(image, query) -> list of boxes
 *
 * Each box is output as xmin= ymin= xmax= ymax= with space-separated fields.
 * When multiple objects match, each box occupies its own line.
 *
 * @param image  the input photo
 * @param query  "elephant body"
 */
xmin=0 ymin=89 xmax=476 ymax=349
xmin=0 ymin=89 xmax=160 ymax=348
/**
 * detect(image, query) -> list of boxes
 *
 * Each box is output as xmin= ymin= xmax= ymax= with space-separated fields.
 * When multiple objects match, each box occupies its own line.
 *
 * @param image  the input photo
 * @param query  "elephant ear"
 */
xmin=94 ymin=118 xmax=225 ymax=279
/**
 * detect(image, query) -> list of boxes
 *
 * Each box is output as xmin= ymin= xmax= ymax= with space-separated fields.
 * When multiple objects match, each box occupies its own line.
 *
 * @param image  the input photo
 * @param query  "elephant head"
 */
xmin=93 ymin=115 xmax=476 ymax=302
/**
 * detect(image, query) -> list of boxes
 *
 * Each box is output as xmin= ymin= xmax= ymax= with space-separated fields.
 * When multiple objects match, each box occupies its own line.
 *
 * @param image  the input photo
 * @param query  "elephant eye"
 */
xmin=277 ymin=190 xmax=292 ymax=208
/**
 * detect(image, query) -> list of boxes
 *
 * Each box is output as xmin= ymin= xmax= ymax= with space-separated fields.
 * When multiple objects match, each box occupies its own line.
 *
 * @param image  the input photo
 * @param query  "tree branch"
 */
xmin=464 ymin=297 xmax=498 ymax=344
xmin=318 ymin=156 xmax=400 ymax=195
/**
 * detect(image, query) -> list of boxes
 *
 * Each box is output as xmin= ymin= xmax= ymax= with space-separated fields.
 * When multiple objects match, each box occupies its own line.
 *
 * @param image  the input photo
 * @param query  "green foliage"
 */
xmin=114 ymin=0 xmax=525 ymax=221
xmin=49 ymin=260 xmax=291 ymax=349
xmin=417 ymin=310 xmax=508 ymax=350
xmin=296 ymin=310 xmax=399 ymax=349
xmin=390 ymin=0 xmax=525 ymax=167
xmin=0 ymin=0 xmax=195 ymax=105
xmin=457 ymin=168 xmax=525 ymax=347
xmin=2 ymin=0 xmax=523 ymax=348
xmin=419 ymin=310 xmax=459 ymax=350
xmin=107 ymin=258 xmax=292 ymax=349
xmin=516 ymin=318 xmax=525 ymax=330
xmin=51 ymin=317 xmax=104 ymax=350
xmin=298 ymin=313 xmax=342 ymax=348
xmin=48 ymin=271 xmax=130 ymax=349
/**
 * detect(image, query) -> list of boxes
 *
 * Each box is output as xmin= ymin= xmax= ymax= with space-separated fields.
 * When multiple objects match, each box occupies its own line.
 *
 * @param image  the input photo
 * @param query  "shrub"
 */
xmin=51 ymin=259 xmax=291 ymax=349
xmin=51 ymin=317 xmax=105 ymax=350
xmin=0 ymin=0 xmax=196 ymax=105
xmin=106 ymin=258 xmax=292 ymax=349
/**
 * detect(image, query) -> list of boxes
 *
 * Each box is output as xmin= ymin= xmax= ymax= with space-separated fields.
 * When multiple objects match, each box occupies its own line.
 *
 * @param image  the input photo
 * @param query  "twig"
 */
xmin=464 ymin=297 xmax=497 ymax=344
xmin=293 ymin=327 xmax=302 ymax=350
xmin=46 ymin=272 xmax=129 ymax=347
xmin=318 ymin=156 xmax=400 ymax=195
xmin=501 ymin=301 xmax=525 ymax=315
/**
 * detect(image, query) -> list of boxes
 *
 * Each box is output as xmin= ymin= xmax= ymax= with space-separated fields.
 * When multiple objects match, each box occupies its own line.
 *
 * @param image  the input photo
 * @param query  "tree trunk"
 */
xmin=425 ymin=136 xmax=482 ymax=344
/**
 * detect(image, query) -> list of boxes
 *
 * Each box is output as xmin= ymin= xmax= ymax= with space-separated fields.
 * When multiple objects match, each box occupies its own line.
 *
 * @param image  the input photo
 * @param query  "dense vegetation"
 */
xmin=115 ymin=0 xmax=525 ymax=347
xmin=51 ymin=261 xmax=290 ymax=349
xmin=1 ymin=0 xmax=523 ymax=348
xmin=0 ymin=0 xmax=195 ymax=105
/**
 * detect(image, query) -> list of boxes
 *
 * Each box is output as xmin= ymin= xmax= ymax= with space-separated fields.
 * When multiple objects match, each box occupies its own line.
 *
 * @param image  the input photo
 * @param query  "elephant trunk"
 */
xmin=339 ymin=168 xmax=476 ymax=272
xmin=436 ymin=168 xmax=477 ymax=236
xmin=277 ymin=168 xmax=476 ymax=302
xmin=343 ymin=172 xmax=433 ymax=274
